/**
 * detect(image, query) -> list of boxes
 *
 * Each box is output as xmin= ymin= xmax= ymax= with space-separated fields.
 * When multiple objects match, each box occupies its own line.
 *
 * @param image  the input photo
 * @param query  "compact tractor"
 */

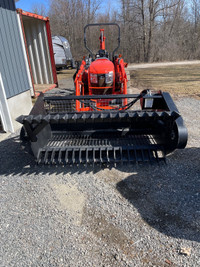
xmin=18 ymin=23 xmax=188 ymax=164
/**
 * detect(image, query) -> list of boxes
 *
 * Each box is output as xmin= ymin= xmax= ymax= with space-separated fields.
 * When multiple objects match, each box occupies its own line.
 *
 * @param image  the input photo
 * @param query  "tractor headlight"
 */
xmin=90 ymin=73 xmax=98 ymax=84
xmin=105 ymin=71 xmax=113 ymax=84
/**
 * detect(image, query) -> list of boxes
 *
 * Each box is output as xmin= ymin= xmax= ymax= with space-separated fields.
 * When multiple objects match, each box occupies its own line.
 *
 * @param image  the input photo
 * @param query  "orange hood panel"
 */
xmin=89 ymin=58 xmax=114 ymax=74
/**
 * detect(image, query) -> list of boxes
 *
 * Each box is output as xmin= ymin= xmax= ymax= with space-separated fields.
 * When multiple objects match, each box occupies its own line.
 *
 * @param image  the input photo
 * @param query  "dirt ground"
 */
xmin=57 ymin=69 xmax=76 ymax=81
xmin=127 ymin=60 xmax=200 ymax=70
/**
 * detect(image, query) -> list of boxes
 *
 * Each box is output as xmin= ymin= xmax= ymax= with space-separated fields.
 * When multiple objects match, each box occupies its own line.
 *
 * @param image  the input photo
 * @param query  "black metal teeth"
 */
xmin=36 ymin=133 xmax=166 ymax=165
xmin=37 ymin=146 xmax=166 ymax=165
xmin=18 ymin=110 xmax=179 ymax=124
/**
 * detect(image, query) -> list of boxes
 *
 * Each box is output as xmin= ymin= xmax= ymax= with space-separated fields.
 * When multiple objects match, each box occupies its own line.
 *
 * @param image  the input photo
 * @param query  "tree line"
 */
xmin=31 ymin=0 xmax=200 ymax=63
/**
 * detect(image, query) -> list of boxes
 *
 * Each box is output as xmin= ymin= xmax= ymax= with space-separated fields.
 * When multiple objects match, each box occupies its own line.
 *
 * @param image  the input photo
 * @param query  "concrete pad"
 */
xmin=0 ymin=132 xmax=11 ymax=142
xmin=7 ymin=90 xmax=32 ymax=132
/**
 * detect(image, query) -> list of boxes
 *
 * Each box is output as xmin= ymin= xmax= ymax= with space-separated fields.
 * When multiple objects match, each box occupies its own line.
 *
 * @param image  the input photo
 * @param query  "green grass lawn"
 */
xmin=130 ymin=65 xmax=200 ymax=98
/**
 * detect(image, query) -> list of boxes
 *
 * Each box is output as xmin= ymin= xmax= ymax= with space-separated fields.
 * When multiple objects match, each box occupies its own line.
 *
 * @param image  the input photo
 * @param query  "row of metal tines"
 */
xmin=37 ymin=146 xmax=166 ymax=165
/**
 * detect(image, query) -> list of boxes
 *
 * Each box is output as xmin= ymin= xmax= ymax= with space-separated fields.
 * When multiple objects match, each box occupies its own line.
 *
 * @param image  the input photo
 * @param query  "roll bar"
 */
xmin=84 ymin=23 xmax=120 ymax=59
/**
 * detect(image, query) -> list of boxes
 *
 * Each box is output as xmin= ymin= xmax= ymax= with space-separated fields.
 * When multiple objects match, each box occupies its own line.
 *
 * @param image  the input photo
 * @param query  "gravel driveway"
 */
xmin=0 ymin=97 xmax=199 ymax=267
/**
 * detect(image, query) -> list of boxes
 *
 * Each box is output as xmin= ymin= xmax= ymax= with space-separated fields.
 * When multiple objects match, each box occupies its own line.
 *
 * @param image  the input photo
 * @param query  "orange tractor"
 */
xmin=74 ymin=23 xmax=128 ymax=111
xmin=18 ymin=23 xmax=187 ymax=164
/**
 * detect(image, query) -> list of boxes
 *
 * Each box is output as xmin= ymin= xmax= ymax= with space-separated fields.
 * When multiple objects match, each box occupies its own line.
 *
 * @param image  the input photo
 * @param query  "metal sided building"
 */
xmin=17 ymin=9 xmax=58 ymax=96
xmin=0 ymin=0 xmax=57 ymax=133
xmin=0 ymin=0 xmax=33 ymax=133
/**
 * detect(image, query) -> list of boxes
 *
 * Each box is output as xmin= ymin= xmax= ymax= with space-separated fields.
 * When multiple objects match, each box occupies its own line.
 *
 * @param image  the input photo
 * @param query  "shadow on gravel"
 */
xmin=0 ymin=135 xmax=163 ymax=176
xmin=116 ymin=149 xmax=200 ymax=242
xmin=0 ymin=136 xmax=199 ymax=243
xmin=0 ymin=136 xmax=129 ymax=176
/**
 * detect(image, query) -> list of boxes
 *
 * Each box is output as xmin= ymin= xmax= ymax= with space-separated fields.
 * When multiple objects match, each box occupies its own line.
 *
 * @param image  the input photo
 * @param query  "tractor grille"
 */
xmin=37 ymin=133 xmax=165 ymax=165
xmin=44 ymin=99 xmax=76 ymax=113
xmin=44 ymin=98 xmax=137 ymax=113
xmin=43 ymin=94 xmax=153 ymax=113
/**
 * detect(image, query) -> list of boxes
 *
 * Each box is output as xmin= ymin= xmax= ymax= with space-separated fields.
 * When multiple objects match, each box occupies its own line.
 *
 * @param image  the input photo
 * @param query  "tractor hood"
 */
xmin=89 ymin=58 xmax=114 ymax=74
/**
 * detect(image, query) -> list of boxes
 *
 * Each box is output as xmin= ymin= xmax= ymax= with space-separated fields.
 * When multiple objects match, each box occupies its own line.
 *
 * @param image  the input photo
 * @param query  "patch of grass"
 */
xmin=57 ymin=69 xmax=76 ymax=81
xmin=130 ymin=65 xmax=200 ymax=98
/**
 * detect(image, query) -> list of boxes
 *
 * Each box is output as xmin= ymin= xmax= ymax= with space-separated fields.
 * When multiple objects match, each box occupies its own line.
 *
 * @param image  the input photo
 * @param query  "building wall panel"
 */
xmin=23 ymin=17 xmax=54 ymax=85
xmin=0 ymin=0 xmax=31 ymax=99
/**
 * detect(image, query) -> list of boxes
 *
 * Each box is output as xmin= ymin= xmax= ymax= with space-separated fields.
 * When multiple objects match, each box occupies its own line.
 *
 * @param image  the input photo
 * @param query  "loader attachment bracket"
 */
xmin=22 ymin=120 xmax=49 ymax=142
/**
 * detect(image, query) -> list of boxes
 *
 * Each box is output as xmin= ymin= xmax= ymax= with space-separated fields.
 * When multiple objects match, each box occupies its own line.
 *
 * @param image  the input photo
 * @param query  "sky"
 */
xmin=15 ymin=0 xmax=49 ymax=12
xmin=15 ymin=0 xmax=119 ymax=13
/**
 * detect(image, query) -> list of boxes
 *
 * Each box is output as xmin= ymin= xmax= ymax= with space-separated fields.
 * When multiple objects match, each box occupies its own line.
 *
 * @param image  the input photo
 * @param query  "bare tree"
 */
xmin=46 ymin=0 xmax=200 ymax=62
xmin=48 ymin=0 xmax=101 ymax=60
xmin=31 ymin=3 xmax=48 ymax=16
xmin=119 ymin=0 xmax=185 ymax=62
xmin=191 ymin=0 xmax=200 ymax=31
